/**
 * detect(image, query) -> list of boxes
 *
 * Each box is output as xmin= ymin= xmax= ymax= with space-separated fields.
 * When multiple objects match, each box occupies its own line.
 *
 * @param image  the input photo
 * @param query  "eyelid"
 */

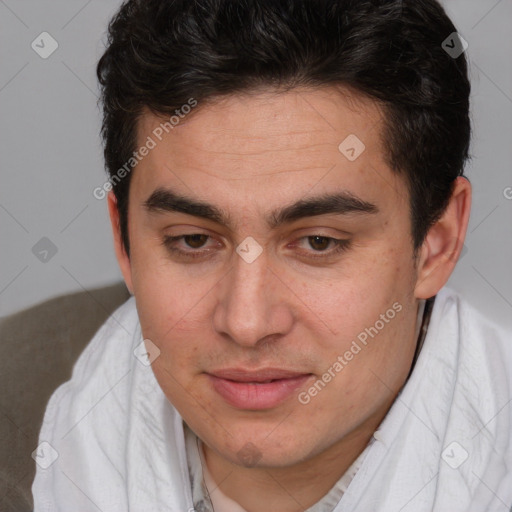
xmin=162 ymin=232 xmax=351 ymax=260
xmin=290 ymin=236 xmax=351 ymax=259
xmin=162 ymin=234 xmax=220 ymax=257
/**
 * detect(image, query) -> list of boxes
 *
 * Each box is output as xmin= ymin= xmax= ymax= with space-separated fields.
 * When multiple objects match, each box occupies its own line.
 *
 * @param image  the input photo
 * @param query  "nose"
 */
xmin=212 ymin=249 xmax=294 ymax=347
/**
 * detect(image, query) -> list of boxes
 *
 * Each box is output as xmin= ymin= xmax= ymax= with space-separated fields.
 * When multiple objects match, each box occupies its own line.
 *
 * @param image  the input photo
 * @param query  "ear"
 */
xmin=107 ymin=191 xmax=134 ymax=294
xmin=414 ymin=176 xmax=471 ymax=299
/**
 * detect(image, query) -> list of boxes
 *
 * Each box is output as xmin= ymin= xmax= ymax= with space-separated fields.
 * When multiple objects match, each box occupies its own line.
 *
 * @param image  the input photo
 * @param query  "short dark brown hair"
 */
xmin=97 ymin=0 xmax=471 ymax=256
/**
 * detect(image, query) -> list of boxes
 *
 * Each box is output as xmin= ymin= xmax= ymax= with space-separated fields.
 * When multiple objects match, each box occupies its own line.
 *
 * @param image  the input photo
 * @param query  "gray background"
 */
xmin=1 ymin=0 xmax=511 ymax=328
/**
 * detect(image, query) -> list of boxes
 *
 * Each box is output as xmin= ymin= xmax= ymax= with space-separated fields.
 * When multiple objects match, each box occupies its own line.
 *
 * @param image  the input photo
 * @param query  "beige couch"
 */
xmin=0 ymin=282 xmax=131 ymax=511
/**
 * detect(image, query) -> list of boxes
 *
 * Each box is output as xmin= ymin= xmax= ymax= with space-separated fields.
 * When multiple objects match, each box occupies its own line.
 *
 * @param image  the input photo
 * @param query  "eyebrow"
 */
xmin=143 ymin=187 xmax=378 ymax=229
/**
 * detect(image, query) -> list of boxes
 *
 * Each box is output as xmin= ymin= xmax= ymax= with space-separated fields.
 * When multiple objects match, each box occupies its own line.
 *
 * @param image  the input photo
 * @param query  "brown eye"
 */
xmin=308 ymin=236 xmax=331 ymax=251
xmin=293 ymin=235 xmax=351 ymax=260
xmin=162 ymin=233 xmax=217 ymax=260
xmin=183 ymin=234 xmax=209 ymax=249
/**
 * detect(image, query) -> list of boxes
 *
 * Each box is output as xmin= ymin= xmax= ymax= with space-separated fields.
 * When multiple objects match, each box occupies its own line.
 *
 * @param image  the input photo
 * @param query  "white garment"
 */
xmin=32 ymin=287 xmax=512 ymax=512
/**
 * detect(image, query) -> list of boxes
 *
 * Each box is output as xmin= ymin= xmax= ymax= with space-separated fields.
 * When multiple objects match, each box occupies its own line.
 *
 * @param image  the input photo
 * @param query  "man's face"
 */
xmin=121 ymin=87 xmax=422 ymax=468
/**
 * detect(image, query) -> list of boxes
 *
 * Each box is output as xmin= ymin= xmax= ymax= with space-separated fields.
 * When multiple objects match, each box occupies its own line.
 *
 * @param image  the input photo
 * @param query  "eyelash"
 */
xmin=161 ymin=234 xmax=351 ymax=261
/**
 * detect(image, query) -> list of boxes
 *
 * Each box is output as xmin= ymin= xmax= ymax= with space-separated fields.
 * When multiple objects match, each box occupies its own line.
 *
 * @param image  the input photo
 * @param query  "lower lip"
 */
xmin=208 ymin=374 xmax=312 ymax=410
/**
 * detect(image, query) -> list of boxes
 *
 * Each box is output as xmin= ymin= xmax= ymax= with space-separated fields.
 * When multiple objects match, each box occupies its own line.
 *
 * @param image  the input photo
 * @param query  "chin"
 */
xmin=201 ymin=421 xmax=323 ymax=469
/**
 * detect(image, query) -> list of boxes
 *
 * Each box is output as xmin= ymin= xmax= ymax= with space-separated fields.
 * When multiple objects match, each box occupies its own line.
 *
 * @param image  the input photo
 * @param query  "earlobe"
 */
xmin=414 ymin=176 xmax=471 ymax=299
xmin=107 ymin=191 xmax=134 ymax=294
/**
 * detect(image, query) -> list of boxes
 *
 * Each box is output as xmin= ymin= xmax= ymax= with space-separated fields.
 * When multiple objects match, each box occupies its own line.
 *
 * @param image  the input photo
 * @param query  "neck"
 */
xmin=201 ymin=406 xmax=390 ymax=512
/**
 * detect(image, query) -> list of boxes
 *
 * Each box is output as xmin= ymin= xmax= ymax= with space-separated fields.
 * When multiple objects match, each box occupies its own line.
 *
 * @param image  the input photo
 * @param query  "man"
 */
xmin=32 ymin=0 xmax=512 ymax=510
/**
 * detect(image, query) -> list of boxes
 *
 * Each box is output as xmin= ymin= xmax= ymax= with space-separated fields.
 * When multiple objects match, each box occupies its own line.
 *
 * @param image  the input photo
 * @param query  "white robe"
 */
xmin=32 ymin=287 xmax=512 ymax=511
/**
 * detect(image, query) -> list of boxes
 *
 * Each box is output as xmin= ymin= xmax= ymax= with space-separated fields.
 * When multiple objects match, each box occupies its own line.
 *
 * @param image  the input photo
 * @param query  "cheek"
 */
xmin=130 ymin=241 xmax=210 ymax=332
xmin=294 ymin=250 xmax=417 ymax=397
xmin=293 ymin=246 xmax=413 ymax=340
xmin=297 ymin=303 xmax=416 ymax=438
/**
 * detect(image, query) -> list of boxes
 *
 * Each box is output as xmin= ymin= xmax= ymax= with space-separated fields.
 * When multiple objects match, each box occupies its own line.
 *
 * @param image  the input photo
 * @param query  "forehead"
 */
xmin=137 ymin=86 xmax=382 ymax=160
xmin=132 ymin=86 xmax=409 ymax=224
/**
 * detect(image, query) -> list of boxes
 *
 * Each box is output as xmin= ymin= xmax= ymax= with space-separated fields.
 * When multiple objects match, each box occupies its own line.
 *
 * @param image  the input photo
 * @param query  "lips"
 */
xmin=207 ymin=368 xmax=313 ymax=410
